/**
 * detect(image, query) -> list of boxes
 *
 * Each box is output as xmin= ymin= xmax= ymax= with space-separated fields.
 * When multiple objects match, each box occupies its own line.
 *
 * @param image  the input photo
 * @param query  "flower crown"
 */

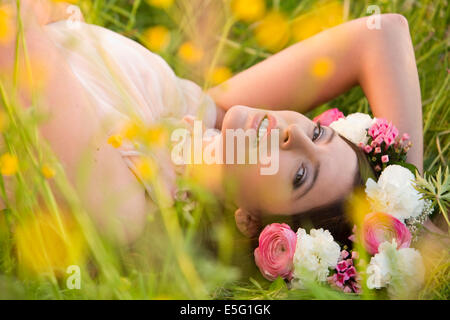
xmin=313 ymin=108 xmax=414 ymax=176
xmin=252 ymin=108 xmax=433 ymax=297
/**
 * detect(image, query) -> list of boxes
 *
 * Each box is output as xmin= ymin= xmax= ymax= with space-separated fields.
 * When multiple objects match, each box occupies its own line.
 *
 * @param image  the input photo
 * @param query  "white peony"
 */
xmin=365 ymin=165 xmax=424 ymax=221
xmin=329 ymin=113 xmax=375 ymax=145
xmin=366 ymin=241 xmax=395 ymax=289
xmin=367 ymin=240 xmax=425 ymax=295
xmin=291 ymin=228 xmax=341 ymax=288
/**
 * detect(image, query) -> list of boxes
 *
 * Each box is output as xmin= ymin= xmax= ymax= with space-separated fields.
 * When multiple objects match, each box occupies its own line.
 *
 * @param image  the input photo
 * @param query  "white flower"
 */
xmin=329 ymin=113 xmax=374 ymax=145
xmin=291 ymin=228 xmax=341 ymax=288
xmin=366 ymin=263 xmax=389 ymax=289
xmin=367 ymin=240 xmax=425 ymax=294
xmin=365 ymin=165 xmax=424 ymax=221
xmin=366 ymin=241 xmax=395 ymax=289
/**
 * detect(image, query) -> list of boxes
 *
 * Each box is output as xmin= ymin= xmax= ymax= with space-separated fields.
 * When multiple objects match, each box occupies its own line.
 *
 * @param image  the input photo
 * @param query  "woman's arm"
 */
xmin=208 ymin=14 xmax=423 ymax=172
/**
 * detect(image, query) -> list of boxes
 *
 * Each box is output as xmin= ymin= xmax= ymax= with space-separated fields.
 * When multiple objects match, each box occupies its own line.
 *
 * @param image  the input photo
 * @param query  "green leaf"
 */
xmin=269 ymin=276 xmax=287 ymax=292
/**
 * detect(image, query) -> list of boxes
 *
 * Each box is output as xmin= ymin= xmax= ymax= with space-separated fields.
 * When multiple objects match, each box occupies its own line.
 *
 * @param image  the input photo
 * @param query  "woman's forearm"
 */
xmin=209 ymin=14 xmax=423 ymax=171
xmin=358 ymin=15 xmax=423 ymax=172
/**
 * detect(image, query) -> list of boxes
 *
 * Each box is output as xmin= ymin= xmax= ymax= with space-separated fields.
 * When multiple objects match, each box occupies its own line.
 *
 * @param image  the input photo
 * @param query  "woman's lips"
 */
xmin=251 ymin=113 xmax=264 ymax=131
xmin=266 ymin=114 xmax=277 ymax=137
xmin=252 ymin=113 xmax=277 ymax=141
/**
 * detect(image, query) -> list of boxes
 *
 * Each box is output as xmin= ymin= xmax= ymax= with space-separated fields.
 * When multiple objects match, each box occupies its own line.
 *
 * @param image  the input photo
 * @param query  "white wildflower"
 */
xmin=367 ymin=240 xmax=425 ymax=295
xmin=291 ymin=228 xmax=341 ymax=288
xmin=329 ymin=113 xmax=374 ymax=145
xmin=365 ymin=165 xmax=425 ymax=221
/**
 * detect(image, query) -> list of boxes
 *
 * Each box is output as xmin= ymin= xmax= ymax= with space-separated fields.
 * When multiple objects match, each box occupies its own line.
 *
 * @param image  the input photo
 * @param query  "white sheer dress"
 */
xmin=44 ymin=21 xmax=218 ymax=200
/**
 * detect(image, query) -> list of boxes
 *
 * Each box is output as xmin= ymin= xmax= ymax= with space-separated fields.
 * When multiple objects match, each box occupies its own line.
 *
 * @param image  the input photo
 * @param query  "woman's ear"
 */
xmin=234 ymin=208 xmax=260 ymax=238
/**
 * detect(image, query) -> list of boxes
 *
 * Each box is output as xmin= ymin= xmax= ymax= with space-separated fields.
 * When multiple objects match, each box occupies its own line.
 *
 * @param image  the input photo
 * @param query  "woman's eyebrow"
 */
xmin=294 ymin=163 xmax=320 ymax=200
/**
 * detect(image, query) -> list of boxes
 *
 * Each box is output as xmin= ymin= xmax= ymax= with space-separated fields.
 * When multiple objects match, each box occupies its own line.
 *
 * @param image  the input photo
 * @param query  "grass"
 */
xmin=0 ymin=0 xmax=448 ymax=300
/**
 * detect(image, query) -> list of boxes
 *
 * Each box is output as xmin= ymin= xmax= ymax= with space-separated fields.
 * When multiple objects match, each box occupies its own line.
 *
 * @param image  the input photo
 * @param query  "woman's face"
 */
xmin=220 ymin=105 xmax=358 ymax=216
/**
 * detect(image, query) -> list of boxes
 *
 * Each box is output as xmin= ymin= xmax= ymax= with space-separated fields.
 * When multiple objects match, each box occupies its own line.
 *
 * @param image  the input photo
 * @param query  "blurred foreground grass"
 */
xmin=0 ymin=0 xmax=448 ymax=299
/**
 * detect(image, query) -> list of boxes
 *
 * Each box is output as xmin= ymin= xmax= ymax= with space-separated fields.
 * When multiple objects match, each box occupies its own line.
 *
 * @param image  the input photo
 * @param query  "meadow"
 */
xmin=0 ymin=0 xmax=448 ymax=300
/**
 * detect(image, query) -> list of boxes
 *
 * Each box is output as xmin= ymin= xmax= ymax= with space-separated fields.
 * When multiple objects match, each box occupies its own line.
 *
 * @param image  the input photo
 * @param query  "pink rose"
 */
xmin=362 ymin=212 xmax=411 ymax=255
xmin=313 ymin=108 xmax=344 ymax=126
xmin=254 ymin=223 xmax=297 ymax=281
xmin=381 ymin=155 xmax=389 ymax=163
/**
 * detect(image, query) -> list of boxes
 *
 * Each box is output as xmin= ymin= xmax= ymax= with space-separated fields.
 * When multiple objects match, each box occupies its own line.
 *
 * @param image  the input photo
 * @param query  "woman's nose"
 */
xmin=280 ymin=123 xmax=314 ymax=152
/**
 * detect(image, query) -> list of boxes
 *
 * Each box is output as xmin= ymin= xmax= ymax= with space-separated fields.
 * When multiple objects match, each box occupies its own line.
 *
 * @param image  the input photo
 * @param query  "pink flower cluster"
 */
xmin=360 ymin=119 xmax=411 ymax=173
xmin=254 ymin=223 xmax=297 ymax=281
xmin=328 ymin=250 xmax=361 ymax=293
xmin=313 ymin=108 xmax=345 ymax=126
xmin=368 ymin=119 xmax=399 ymax=148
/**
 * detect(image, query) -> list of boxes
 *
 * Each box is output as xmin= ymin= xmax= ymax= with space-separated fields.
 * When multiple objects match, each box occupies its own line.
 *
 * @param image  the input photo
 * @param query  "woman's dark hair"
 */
xmin=258 ymin=135 xmax=375 ymax=247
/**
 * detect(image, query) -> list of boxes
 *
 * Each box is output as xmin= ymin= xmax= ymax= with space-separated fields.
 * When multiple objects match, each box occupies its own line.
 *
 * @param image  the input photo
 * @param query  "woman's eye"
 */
xmin=293 ymin=164 xmax=307 ymax=189
xmin=312 ymin=123 xmax=323 ymax=141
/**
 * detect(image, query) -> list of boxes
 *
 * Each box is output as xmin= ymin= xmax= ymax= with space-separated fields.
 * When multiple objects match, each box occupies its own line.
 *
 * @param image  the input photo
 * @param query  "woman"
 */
xmin=0 ymin=1 xmax=424 ymax=243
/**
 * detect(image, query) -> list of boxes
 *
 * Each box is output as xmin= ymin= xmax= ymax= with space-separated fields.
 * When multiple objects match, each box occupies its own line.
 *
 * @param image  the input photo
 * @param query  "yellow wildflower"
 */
xmin=254 ymin=11 xmax=291 ymax=53
xmin=107 ymin=134 xmax=123 ymax=148
xmin=146 ymin=0 xmax=174 ymax=10
xmin=230 ymin=0 xmax=266 ymax=23
xmin=178 ymin=41 xmax=204 ymax=64
xmin=142 ymin=25 xmax=171 ymax=52
xmin=311 ymin=57 xmax=335 ymax=79
xmin=0 ymin=153 xmax=18 ymax=176
xmin=145 ymin=125 xmax=167 ymax=147
xmin=187 ymin=163 xmax=223 ymax=192
xmin=136 ymin=157 xmax=156 ymax=180
xmin=0 ymin=6 xmax=14 ymax=45
xmin=121 ymin=121 xmax=142 ymax=141
xmin=41 ymin=164 xmax=56 ymax=179
xmin=207 ymin=66 xmax=233 ymax=86
xmin=346 ymin=188 xmax=373 ymax=230
xmin=15 ymin=212 xmax=85 ymax=276
xmin=291 ymin=1 xmax=344 ymax=42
